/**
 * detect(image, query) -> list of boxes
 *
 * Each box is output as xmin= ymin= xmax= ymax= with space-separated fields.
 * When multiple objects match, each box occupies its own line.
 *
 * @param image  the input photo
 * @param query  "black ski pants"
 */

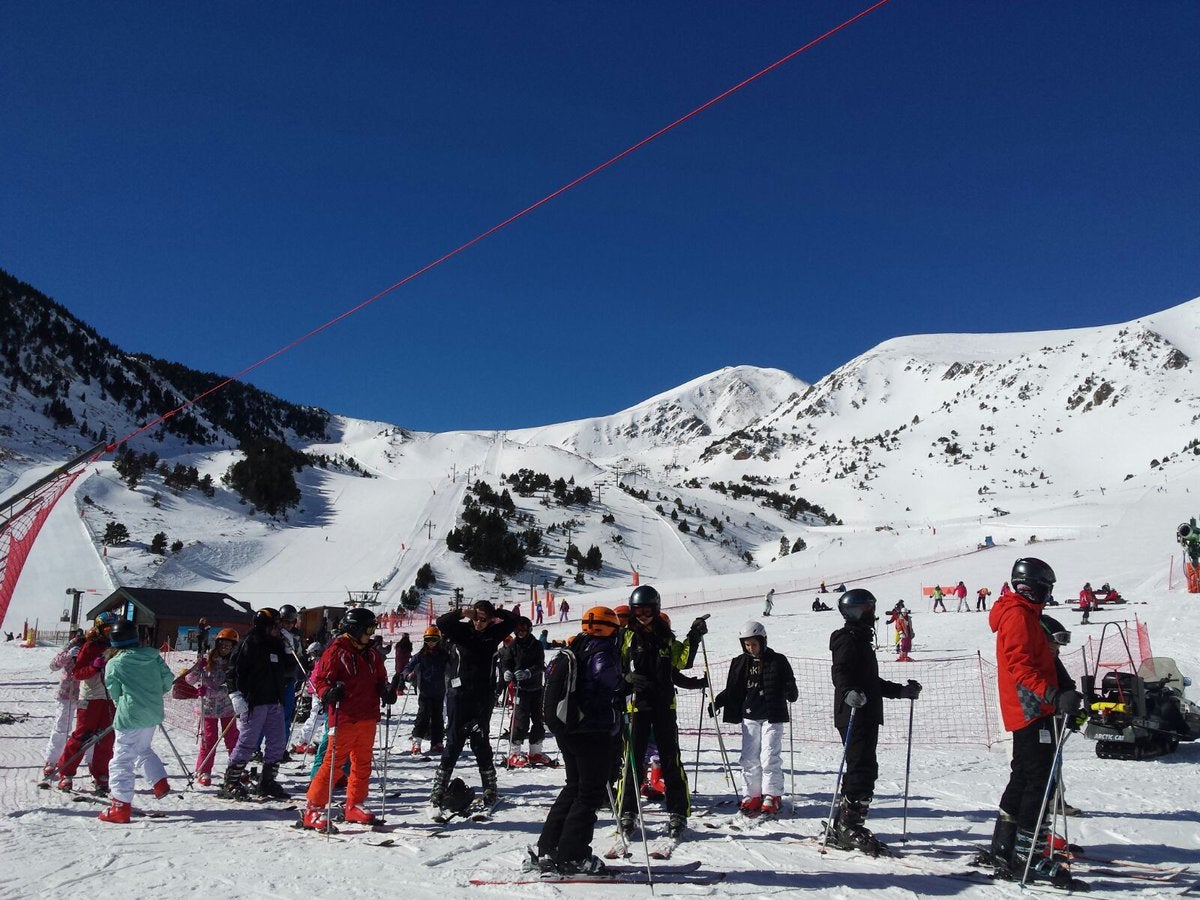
xmin=439 ymin=687 xmax=494 ymax=776
xmin=412 ymin=692 xmax=445 ymax=744
xmin=999 ymin=716 xmax=1057 ymax=830
xmin=512 ymin=688 xmax=545 ymax=745
xmin=539 ymin=730 xmax=616 ymax=865
xmin=836 ymin=719 xmax=879 ymax=803
xmin=620 ymin=705 xmax=688 ymax=819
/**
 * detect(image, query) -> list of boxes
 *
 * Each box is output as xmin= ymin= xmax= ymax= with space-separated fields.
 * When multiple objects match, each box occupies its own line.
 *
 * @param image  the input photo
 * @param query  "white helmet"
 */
xmin=739 ymin=621 xmax=767 ymax=641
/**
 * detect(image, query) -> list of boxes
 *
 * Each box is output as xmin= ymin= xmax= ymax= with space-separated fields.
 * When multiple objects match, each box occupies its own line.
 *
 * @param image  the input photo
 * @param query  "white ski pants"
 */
xmin=110 ymin=726 xmax=167 ymax=804
xmin=44 ymin=697 xmax=84 ymax=767
xmin=739 ymin=719 xmax=784 ymax=798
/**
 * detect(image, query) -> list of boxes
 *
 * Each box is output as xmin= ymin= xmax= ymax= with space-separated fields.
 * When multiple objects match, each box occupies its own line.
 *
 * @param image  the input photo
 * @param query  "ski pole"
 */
xmin=325 ymin=701 xmax=340 ymax=840
xmin=624 ymin=716 xmax=655 ymax=891
xmin=820 ymin=706 xmax=856 ymax=855
xmin=698 ymin=635 xmax=737 ymax=795
xmin=901 ymin=697 xmax=915 ymax=842
xmin=788 ymin=702 xmax=796 ymax=816
xmin=505 ymin=682 xmax=520 ymax=766
xmin=158 ymin=722 xmax=194 ymax=786
xmin=379 ymin=701 xmax=392 ymax=824
xmin=691 ymin=690 xmax=704 ymax=794
xmin=1020 ymin=714 xmax=1072 ymax=886
xmin=604 ymin=779 xmax=629 ymax=858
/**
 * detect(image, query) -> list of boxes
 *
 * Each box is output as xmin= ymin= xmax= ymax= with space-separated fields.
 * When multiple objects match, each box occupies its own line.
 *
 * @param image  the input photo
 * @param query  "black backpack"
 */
xmin=542 ymin=647 xmax=581 ymax=736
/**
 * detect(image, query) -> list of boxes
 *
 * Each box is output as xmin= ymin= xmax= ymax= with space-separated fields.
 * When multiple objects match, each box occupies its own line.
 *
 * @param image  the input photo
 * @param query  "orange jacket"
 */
xmin=988 ymin=591 xmax=1058 ymax=731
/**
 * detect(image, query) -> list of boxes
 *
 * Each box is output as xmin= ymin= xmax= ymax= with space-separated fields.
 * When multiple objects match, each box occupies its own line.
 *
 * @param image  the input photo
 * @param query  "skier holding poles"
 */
xmin=985 ymin=557 xmax=1085 ymax=890
xmin=616 ymin=585 xmax=707 ymax=843
xmin=54 ymin=611 xmax=119 ymax=793
xmin=711 ymin=620 xmax=798 ymax=818
xmin=185 ymin=627 xmax=241 ymax=786
xmin=300 ymin=608 xmax=397 ymax=831
xmin=499 ymin=616 xmax=550 ymax=767
xmin=826 ymin=589 xmax=921 ymax=856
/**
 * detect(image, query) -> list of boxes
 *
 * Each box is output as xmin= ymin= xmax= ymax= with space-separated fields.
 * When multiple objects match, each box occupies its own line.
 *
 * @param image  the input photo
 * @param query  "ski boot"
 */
xmin=618 ymin=812 xmax=636 ymax=837
xmin=153 ymin=777 xmax=171 ymax=799
xmin=1010 ymin=828 xmax=1088 ymax=891
xmin=217 ymin=762 xmax=250 ymax=800
xmin=556 ymin=856 xmax=610 ymax=877
xmin=428 ymin=767 xmax=450 ymax=820
xmin=97 ymin=799 xmax=132 ymax=824
xmin=529 ymin=743 xmax=553 ymax=767
xmin=974 ymin=812 xmax=1017 ymax=872
xmin=343 ymin=804 xmax=377 ymax=825
xmin=480 ymin=766 xmax=499 ymax=809
xmin=667 ymin=813 xmax=687 ymax=840
xmin=506 ymin=752 xmax=529 ymax=769
xmin=410 ymin=740 xmax=423 ymax=755
xmin=197 ymin=773 xmax=212 ymax=787
xmin=830 ymin=797 xmax=887 ymax=856
xmin=56 ymin=775 xmax=73 ymax=793
xmin=760 ymin=795 xmax=782 ymax=816
xmin=257 ymin=762 xmax=289 ymax=800
xmin=521 ymin=846 xmax=556 ymax=874
xmin=91 ymin=778 xmax=109 ymax=797
xmin=430 ymin=742 xmax=444 ymax=754
xmin=739 ymin=796 xmax=763 ymax=817
xmin=300 ymin=804 xmax=337 ymax=833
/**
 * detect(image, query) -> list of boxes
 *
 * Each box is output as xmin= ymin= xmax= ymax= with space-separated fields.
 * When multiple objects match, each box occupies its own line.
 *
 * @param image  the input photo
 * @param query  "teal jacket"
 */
xmin=104 ymin=646 xmax=174 ymax=731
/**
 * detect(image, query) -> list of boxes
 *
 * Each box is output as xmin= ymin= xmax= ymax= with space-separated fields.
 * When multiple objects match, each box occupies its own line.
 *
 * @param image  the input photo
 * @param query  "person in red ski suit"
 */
xmin=55 ymin=612 xmax=119 ymax=792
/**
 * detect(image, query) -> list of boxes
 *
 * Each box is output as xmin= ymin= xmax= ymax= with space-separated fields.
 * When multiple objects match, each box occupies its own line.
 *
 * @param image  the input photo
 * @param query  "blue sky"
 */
xmin=3 ymin=2 xmax=1198 ymax=433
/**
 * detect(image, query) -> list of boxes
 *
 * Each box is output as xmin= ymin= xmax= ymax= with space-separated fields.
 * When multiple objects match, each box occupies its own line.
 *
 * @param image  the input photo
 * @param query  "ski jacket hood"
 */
xmin=989 ymin=590 xmax=1058 ymax=730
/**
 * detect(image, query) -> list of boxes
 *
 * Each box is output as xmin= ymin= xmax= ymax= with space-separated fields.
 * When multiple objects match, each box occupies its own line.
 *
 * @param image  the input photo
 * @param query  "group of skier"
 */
xmin=35 ymin=555 xmax=1085 ymax=889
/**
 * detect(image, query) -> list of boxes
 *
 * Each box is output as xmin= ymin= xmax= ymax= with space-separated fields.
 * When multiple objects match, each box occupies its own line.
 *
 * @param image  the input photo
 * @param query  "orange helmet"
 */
xmin=423 ymin=626 xmax=441 ymax=641
xmin=216 ymin=628 xmax=239 ymax=642
xmin=582 ymin=606 xmax=620 ymax=638
xmin=614 ymin=605 xmax=631 ymax=627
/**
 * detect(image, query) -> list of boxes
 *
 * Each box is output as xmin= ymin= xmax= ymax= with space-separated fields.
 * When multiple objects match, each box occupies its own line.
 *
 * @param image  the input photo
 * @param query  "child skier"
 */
xmin=42 ymin=628 xmax=86 ymax=782
xmin=185 ymin=627 xmax=241 ymax=786
xmin=403 ymin=626 xmax=448 ymax=755
xmin=828 ymin=589 xmax=921 ymax=854
xmin=302 ymin=608 xmax=396 ymax=830
xmin=500 ymin=616 xmax=550 ymax=766
xmin=55 ymin=612 xmax=119 ymax=793
xmin=712 ymin=621 xmax=798 ymax=816
xmin=98 ymin=619 xmax=175 ymax=823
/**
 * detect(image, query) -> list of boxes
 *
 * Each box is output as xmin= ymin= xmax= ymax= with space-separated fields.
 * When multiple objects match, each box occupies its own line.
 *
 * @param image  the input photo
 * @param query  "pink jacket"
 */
xmin=50 ymin=645 xmax=82 ymax=703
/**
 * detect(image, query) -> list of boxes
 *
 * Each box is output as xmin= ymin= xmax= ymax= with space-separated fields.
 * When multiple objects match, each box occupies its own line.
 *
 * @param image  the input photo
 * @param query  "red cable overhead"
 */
xmin=116 ymin=0 xmax=895 ymax=450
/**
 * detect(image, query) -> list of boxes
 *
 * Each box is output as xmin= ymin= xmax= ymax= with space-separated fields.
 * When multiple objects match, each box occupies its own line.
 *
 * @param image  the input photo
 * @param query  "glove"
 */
xmin=625 ymin=672 xmax=651 ymax=692
xmin=68 ymin=646 xmax=81 ymax=659
xmin=322 ymin=682 xmax=345 ymax=706
xmin=91 ymin=655 xmax=106 ymax=671
xmin=515 ymin=668 xmax=531 ymax=682
xmin=844 ymin=689 xmax=867 ymax=709
xmin=707 ymin=702 xmax=718 ymax=718
xmin=1053 ymin=688 xmax=1083 ymax=716
xmin=787 ymin=687 xmax=799 ymax=704
xmin=900 ymin=679 xmax=922 ymax=700
xmin=688 ymin=617 xmax=709 ymax=641
xmin=230 ymin=691 xmax=249 ymax=718
xmin=383 ymin=685 xmax=398 ymax=706
xmin=502 ymin=670 xmax=514 ymax=683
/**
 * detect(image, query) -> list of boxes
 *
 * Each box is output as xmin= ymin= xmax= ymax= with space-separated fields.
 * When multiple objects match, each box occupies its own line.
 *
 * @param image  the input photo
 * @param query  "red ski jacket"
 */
xmin=312 ymin=635 xmax=388 ymax=724
xmin=989 ymin=591 xmax=1058 ymax=731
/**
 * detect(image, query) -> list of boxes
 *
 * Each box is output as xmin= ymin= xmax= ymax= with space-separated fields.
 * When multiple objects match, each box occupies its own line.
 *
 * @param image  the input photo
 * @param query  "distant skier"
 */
xmin=895 ymin=611 xmax=914 ymax=662
xmin=559 ymin=599 xmax=570 ymax=622
xmin=931 ymin=585 xmax=947 ymax=612
xmin=827 ymin=589 xmax=921 ymax=855
xmin=500 ymin=617 xmax=550 ymax=766
xmin=712 ymin=621 xmax=797 ymax=817
xmin=976 ymin=586 xmax=992 ymax=611
xmin=763 ymin=588 xmax=776 ymax=617
xmin=954 ymin=581 xmax=970 ymax=612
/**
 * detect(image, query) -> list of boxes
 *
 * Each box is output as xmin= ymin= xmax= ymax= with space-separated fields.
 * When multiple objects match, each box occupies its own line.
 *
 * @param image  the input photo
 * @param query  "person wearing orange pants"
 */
xmin=300 ymin=608 xmax=397 ymax=832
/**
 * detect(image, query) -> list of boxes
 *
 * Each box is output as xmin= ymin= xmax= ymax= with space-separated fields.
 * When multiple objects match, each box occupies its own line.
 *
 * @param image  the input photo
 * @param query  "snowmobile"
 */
xmin=1080 ymin=624 xmax=1200 ymax=759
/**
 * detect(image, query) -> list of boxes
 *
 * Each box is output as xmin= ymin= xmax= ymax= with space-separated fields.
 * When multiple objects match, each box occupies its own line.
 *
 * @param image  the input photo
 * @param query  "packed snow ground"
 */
xmin=2 ymin=485 xmax=1199 ymax=899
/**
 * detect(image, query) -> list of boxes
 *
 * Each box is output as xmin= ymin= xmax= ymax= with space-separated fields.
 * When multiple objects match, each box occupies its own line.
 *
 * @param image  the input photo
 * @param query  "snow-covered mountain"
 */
xmin=3 ymin=277 xmax=1199 ymax=631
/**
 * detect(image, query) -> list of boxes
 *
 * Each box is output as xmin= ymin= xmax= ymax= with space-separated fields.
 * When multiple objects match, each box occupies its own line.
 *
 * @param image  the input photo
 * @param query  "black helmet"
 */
xmin=254 ymin=607 xmax=280 ymax=630
xmin=341 ymin=607 xmax=377 ymax=639
xmin=1011 ymin=557 xmax=1055 ymax=604
xmin=838 ymin=588 xmax=877 ymax=624
xmin=1039 ymin=614 xmax=1070 ymax=646
xmin=629 ymin=585 xmax=661 ymax=613
xmin=515 ymin=616 xmax=532 ymax=632
xmin=109 ymin=619 xmax=139 ymax=648
xmin=279 ymin=604 xmax=298 ymax=621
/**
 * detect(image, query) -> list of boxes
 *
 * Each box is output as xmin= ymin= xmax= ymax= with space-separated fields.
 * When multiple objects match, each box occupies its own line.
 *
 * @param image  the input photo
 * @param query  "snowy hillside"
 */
xmin=3 ymin=294 xmax=1200 ymax=635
